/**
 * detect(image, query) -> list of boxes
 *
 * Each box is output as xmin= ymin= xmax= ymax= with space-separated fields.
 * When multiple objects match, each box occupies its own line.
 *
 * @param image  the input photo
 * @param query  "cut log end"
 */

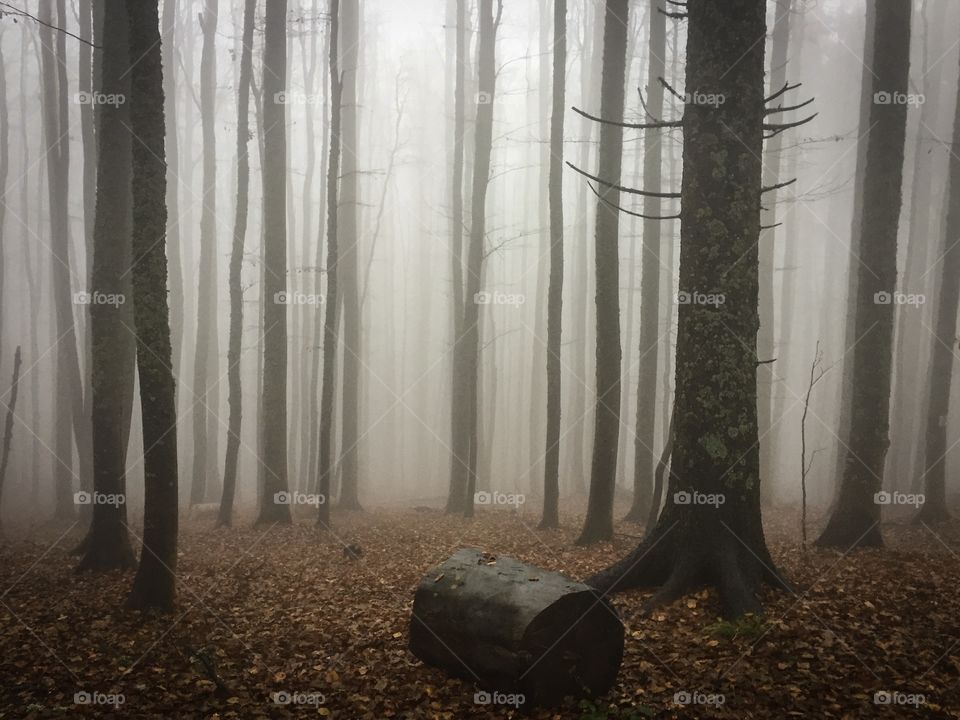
xmin=409 ymin=548 xmax=624 ymax=708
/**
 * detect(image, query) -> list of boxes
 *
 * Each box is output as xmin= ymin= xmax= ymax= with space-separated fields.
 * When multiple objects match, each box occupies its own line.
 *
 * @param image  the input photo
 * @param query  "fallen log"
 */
xmin=409 ymin=548 xmax=624 ymax=708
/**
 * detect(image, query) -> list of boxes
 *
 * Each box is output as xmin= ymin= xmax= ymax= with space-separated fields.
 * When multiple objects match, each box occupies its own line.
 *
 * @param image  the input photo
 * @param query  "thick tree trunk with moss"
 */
xmin=218 ymin=0 xmax=256 ymax=528
xmin=79 ymin=1 xmax=136 ymax=571
xmin=817 ymin=0 xmax=911 ymax=549
xmin=587 ymin=0 xmax=785 ymax=618
xmin=540 ymin=0 xmax=565 ymax=530
xmin=576 ymin=0 xmax=628 ymax=546
xmin=912 ymin=36 xmax=960 ymax=526
xmin=256 ymin=0 xmax=293 ymax=525
xmin=126 ymin=0 xmax=180 ymax=611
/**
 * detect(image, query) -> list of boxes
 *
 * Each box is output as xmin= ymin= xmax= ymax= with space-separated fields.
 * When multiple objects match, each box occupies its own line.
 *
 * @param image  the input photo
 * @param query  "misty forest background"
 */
xmin=0 ymin=0 xmax=960 ymax=717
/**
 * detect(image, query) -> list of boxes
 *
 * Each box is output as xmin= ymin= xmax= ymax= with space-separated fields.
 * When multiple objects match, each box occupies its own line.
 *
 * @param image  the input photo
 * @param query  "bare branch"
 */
xmin=764 ymin=113 xmax=819 ymax=138
xmin=586 ymin=182 xmax=681 ymax=221
xmin=566 ymin=161 xmax=681 ymax=199
xmin=572 ymin=105 xmax=682 ymax=130
xmin=765 ymin=81 xmax=802 ymax=105
xmin=761 ymin=178 xmax=797 ymax=194
xmin=765 ymin=97 xmax=815 ymax=116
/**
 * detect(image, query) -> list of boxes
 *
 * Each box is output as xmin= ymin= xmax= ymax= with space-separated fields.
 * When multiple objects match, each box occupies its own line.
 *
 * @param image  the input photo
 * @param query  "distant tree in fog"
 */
xmin=191 ymin=0 xmax=221 ymax=507
xmin=576 ymin=0 xmax=629 ymax=546
xmin=219 ymin=0 xmax=257 ymax=529
xmin=540 ymin=0 xmax=565 ymax=530
xmin=256 ymin=0 xmax=293 ymax=525
xmin=817 ymin=0 xmax=911 ymax=550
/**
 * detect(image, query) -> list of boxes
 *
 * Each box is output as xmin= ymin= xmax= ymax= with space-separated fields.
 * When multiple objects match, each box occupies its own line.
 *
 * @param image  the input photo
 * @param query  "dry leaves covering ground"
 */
xmin=0 ymin=503 xmax=958 ymax=719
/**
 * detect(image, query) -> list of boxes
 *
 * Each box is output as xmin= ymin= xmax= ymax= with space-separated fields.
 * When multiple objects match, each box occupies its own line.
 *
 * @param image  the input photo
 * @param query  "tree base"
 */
xmin=912 ymin=503 xmax=951 ymax=525
xmin=815 ymin=513 xmax=883 ymax=550
xmin=586 ymin=516 xmax=788 ymax=619
xmin=77 ymin=532 xmax=136 ymax=572
xmin=126 ymin=570 xmax=176 ymax=612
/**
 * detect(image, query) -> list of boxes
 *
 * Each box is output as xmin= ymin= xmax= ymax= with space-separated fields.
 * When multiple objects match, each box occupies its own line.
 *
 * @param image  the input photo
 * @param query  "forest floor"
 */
xmin=1 ymin=502 xmax=959 ymax=719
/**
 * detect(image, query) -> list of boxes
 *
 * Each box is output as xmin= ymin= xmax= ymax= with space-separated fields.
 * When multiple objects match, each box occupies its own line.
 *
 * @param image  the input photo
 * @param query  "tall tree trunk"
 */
xmin=624 ymin=0 xmax=665 ymax=524
xmin=757 ymin=0 xmax=793 ymax=504
xmin=218 ymin=0 xmax=256 ymax=528
xmin=79 ymin=0 xmax=136 ymax=571
xmin=317 ymin=0 xmax=341 ymax=528
xmin=308 ymin=16 xmax=331 ymax=491
xmin=588 ymin=0 xmax=785 ymax=619
xmin=161 ymin=0 xmax=185 ymax=414
xmin=126 ymin=0 xmax=180 ymax=612
xmin=817 ymin=0 xmax=911 ymax=549
xmin=337 ymin=0 xmax=363 ymax=510
xmin=191 ymin=0 xmax=220 ymax=506
xmin=297 ymin=0 xmax=322 ymax=494
xmin=890 ymin=0 xmax=945 ymax=490
xmin=540 ymin=0 xmax=566 ymax=530
xmin=40 ymin=0 xmax=90 ymax=522
xmin=447 ymin=0 xmax=500 ymax=516
xmin=575 ymin=0 xmax=628 ymax=546
xmin=256 ymin=0 xmax=293 ymax=525
xmin=914 ymin=36 xmax=960 ymax=525
xmin=448 ymin=0 xmax=465 ymax=476
xmin=832 ymin=2 xmax=876 ymax=488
